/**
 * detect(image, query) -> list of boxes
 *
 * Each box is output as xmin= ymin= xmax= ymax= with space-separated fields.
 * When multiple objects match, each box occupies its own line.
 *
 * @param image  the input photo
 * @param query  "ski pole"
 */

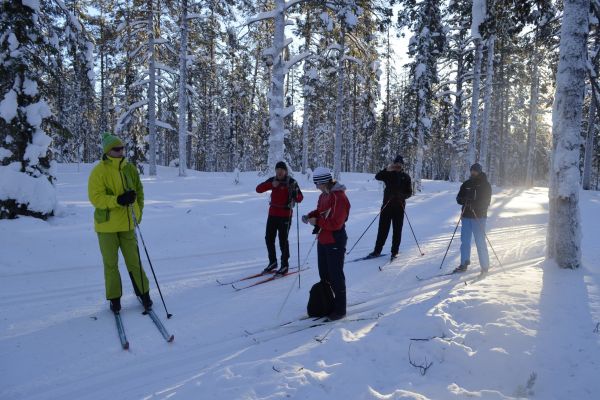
xmin=471 ymin=209 xmax=504 ymax=270
xmin=296 ymin=202 xmax=301 ymax=289
xmin=403 ymin=206 xmax=424 ymax=256
xmin=131 ymin=208 xmax=173 ymax=319
xmin=346 ymin=199 xmax=391 ymax=256
xmin=439 ymin=207 xmax=465 ymax=270
xmin=277 ymin=230 xmax=319 ymax=319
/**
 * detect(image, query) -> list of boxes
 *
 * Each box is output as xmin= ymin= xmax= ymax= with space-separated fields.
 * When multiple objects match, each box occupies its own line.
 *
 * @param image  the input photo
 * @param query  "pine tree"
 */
xmin=399 ymin=0 xmax=445 ymax=191
xmin=0 ymin=1 xmax=57 ymax=219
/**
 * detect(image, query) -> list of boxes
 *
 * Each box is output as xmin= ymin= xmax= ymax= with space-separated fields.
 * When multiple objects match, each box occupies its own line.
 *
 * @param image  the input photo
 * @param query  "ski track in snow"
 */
xmin=1 ymin=164 xmax=600 ymax=400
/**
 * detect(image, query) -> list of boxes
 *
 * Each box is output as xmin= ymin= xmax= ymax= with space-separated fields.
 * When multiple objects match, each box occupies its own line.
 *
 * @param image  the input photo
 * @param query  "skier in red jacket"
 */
xmin=256 ymin=161 xmax=304 ymax=275
xmin=303 ymin=167 xmax=351 ymax=320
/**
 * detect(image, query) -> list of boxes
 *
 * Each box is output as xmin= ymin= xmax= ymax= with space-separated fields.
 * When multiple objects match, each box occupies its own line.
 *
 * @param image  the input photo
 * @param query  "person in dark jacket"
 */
xmin=256 ymin=161 xmax=304 ymax=275
xmin=454 ymin=163 xmax=492 ymax=274
xmin=303 ymin=167 xmax=351 ymax=321
xmin=367 ymin=155 xmax=413 ymax=260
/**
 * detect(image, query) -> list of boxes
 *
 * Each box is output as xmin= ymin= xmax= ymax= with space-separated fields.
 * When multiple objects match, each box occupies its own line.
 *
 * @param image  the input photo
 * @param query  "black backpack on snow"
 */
xmin=307 ymin=281 xmax=334 ymax=317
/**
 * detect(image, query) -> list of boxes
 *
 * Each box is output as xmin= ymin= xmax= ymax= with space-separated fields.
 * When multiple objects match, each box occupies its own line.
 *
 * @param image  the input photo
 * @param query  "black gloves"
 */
xmin=291 ymin=185 xmax=299 ymax=201
xmin=117 ymin=190 xmax=137 ymax=206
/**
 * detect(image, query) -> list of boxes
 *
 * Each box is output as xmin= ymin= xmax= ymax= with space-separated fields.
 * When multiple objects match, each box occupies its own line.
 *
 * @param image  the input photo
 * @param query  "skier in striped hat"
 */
xmin=303 ymin=167 xmax=351 ymax=320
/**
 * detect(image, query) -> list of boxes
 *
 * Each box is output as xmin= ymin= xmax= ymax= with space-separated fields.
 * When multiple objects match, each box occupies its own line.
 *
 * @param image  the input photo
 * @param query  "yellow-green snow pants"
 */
xmin=97 ymin=230 xmax=150 ymax=299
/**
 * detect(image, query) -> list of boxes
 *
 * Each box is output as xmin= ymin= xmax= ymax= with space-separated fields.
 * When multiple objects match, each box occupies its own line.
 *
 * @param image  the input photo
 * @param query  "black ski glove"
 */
xmin=117 ymin=190 xmax=137 ymax=206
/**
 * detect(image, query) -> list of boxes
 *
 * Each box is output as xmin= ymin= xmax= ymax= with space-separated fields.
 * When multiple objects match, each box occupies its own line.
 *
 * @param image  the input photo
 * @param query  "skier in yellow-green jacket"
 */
xmin=88 ymin=133 xmax=152 ymax=313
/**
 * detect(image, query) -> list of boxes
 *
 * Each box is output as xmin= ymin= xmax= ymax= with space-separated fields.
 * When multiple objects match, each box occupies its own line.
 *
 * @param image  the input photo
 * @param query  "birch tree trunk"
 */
xmin=301 ymin=8 xmax=311 ymax=174
xmin=333 ymin=26 xmax=346 ymax=179
xmin=546 ymin=0 xmax=588 ymax=269
xmin=479 ymin=35 xmax=495 ymax=171
xmin=147 ymin=0 xmax=157 ymax=176
xmin=267 ymin=0 xmax=286 ymax=171
xmin=177 ymin=0 xmax=188 ymax=177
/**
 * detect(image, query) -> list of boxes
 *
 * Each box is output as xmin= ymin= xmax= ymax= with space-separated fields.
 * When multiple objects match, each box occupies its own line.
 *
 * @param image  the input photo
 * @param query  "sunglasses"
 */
xmin=111 ymin=146 xmax=124 ymax=152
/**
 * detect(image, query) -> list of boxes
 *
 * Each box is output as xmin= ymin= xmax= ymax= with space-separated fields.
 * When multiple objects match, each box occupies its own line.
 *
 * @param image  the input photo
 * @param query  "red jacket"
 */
xmin=256 ymin=176 xmax=304 ymax=218
xmin=308 ymin=182 xmax=351 ymax=244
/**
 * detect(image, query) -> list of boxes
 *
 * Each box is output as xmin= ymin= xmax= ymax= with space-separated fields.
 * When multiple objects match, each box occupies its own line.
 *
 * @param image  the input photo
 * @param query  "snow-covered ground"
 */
xmin=1 ymin=164 xmax=600 ymax=400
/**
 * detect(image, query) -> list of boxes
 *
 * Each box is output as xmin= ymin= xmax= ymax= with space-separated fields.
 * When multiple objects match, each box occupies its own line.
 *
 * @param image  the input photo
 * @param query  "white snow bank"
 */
xmin=0 ymin=163 xmax=56 ymax=214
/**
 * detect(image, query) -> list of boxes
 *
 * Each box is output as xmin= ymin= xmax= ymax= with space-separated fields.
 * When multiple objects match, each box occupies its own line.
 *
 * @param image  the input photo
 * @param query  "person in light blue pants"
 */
xmin=455 ymin=163 xmax=492 ymax=274
xmin=460 ymin=217 xmax=490 ymax=272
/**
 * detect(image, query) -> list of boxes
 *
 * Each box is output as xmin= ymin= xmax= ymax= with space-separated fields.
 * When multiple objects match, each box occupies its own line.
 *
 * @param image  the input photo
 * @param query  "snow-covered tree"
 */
xmin=0 ymin=1 xmax=57 ymax=219
xmin=466 ymin=0 xmax=485 ymax=174
xmin=546 ymin=0 xmax=589 ymax=269
xmin=582 ymin=22 xmax=600 ymax=190
xmin=247 ymin=0 xmax=310 ymax=172
xmin=400 ymin=0 xmax=445 ymax=191
xmin=177 ymin=0 xmax=189 ymax=177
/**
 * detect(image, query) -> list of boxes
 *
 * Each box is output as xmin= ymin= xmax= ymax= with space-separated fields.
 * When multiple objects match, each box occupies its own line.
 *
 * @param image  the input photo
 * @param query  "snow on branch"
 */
xmin=284 ymin=0 xmax=306 ymax=10
xmin=115 ymin=99 xmax=149 ymax=131
xmin=155 ymin=120 xmax=175 ymax=131
xmin=274 ymin=105 xmax=295 ymax=119
xmin=54 ymin=0 xmax=82 ymax=32
xmin=246 ymin=10 xmax=278 ymax=25
xmin=246 ymin=0 xmax=307 ymax=25
xmin=284 ymin=51 xmax=311 ymax=70
xmin=130 ymin=43 xmax=146 ymax=58
xmin=186 ymin=13 xmax=208 ymax=20
xmin=155 ymin=63 xmax=178 ymax=74
xmin=131 ymin=78 xmax=150 ymax=88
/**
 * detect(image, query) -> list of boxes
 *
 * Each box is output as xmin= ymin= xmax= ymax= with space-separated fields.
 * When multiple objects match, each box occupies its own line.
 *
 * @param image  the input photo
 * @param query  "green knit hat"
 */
xmin=101 ymin=132 xmax=124 ymax=154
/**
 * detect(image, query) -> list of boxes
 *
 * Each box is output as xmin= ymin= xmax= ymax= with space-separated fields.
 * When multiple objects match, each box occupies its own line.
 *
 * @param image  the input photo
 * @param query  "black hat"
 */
xmin=275 ymin=161 xmax=288 ymax=170
xmin=394 ymin=155 xmax=404 ymax=164
xmin=470 ymin=163 xmax=483 ymax=173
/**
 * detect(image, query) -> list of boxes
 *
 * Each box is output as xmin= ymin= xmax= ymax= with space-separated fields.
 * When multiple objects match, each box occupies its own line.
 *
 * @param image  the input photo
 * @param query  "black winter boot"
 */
xmin=275 ymin=265 xmax=289 ymax=276
xmin=365 ymin=252 xmax=381 ymax=259
xmin=263 ymin=261 xmax=278 ymax=273
xmin=453 ymin=260 xmax=470 ymax=273
xmin=110 ymin=298 xmax=121 ymax=313
xmin=140 ymin=292 xmax=153 ymax=310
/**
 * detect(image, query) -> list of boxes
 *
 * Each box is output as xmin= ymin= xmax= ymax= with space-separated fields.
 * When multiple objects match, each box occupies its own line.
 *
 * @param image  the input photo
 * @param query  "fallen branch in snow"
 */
xmin=409 ymin=334 xmax=447 ymax=342
xmin=514 ymin=372 xmax=537 ymax=398
xmin=408 ymin=342 xmax=433 ymax=376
